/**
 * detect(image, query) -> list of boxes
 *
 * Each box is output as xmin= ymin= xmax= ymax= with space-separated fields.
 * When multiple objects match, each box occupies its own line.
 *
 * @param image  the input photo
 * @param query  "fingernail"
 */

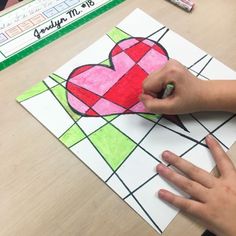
xmin=206 ymin=134 xmax=215 ymax=141
xmin=162 ymin=151 xmax=171 ymax=161
xmin=157 ymin=189 xmax=165 ymax=198
xmin=156 ymin=164 xmax=164 ymax=172
xmin=156 ymin=164 xmax=168 ymax=174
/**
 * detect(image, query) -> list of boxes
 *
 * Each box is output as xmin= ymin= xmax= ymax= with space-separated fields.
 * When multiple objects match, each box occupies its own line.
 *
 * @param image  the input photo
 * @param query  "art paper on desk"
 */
xmin=17 ymin=9 xmax=236 ymax=234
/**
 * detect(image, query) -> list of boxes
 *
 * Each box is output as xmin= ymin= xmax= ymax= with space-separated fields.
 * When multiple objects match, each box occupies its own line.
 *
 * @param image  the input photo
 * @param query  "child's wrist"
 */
xmin=196 ymin=80 xmax=218 ymax=112
xmin=198 ymin=80 xmax=229 ymax=112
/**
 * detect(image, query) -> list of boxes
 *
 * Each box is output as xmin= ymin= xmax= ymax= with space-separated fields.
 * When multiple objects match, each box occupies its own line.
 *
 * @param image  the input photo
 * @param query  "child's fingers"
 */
xmin=140 ymin=94 xmax=173 ymax=114
xmin=142 ymin=71 xmax=165 ymax=94
xmin=157 ymin=164 xmax=208 ymax=202
xmin=140 ymin=94 xmax=158 ymax=112
xmin=158 ymin=189 xmax=205 ymax=217
xmin=206 ymin=135 xmax=235 ymax=177
xmin=161 ymin=151 xmax=216 ymax=188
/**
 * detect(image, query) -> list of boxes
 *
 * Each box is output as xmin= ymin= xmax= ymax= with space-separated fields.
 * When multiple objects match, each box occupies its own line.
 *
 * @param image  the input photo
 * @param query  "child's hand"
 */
xmin=140 ymin=59 xmax=207 ymax=115
xmin=157 ymin=135 xmax=236 ymax=236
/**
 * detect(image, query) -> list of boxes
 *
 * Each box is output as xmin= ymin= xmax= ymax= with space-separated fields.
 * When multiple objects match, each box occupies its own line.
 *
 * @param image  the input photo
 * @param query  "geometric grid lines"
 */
xmin=17 ymin=9 xmax=236 ymax=234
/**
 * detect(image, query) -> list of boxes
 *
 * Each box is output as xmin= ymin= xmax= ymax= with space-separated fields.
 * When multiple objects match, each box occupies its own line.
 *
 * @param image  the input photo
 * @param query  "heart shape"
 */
xmin=66 ymin=37 xmax=187 ymax=131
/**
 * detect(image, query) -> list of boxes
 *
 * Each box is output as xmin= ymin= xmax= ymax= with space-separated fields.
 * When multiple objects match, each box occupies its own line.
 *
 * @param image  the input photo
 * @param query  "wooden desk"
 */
xmin=1 ymin=0 xmax=236 ymax=235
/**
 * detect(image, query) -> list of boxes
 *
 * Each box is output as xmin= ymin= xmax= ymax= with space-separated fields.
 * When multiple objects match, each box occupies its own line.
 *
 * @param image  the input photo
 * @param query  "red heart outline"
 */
xmin=66 ymin=37 xmax=188 ymax=132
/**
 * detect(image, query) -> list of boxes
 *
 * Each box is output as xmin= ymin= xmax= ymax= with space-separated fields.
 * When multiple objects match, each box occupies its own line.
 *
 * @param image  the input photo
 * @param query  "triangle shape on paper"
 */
xmin=163 ymin=115 xmax=189 ymax=132
xmin=61 ymin=81 xmax=67 ymax=87
xmin=67 ymin=82 xmax=100 ymax=107
xmin=111 ymin=45 xmax=123 ymax=57
xmin=148 ymin=27 xmax=168 ymax=42
xmin=101 ymin=58 xmax=112 ymax=67
xmin=49 ymin=73 xmax=65 ymax=83
xmin=107 ymin=27 xmax=131 ymax=43
xmin=16 ymin=81 xmax=48 ymax=102
xmin=86 ymin=108 xmax=100 ymax=116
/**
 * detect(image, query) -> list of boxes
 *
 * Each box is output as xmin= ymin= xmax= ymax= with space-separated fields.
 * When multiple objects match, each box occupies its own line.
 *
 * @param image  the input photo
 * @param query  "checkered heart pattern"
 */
xmin=66 ymin=37 xmax=168 ymax=116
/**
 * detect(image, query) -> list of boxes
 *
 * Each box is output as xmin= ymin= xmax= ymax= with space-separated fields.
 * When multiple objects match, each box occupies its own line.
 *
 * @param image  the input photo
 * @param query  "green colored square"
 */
xmin=59 ymin=124 xmax=85 ymax=148
xmin=89 ymin=124 xmax=136 ymax=170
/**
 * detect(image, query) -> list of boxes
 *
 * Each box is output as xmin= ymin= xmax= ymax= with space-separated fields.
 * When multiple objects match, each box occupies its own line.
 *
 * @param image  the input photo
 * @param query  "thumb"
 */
xmin=140 ymin=94 xmax=174 ymax=114
xmin=142 ymin=72 xmax=165 ymax=95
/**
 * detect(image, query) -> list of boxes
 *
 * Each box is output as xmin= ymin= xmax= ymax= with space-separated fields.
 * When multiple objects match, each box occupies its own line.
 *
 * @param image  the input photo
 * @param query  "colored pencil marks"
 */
xmin=66 ymin=37 xmax=167 ymax=116
xmin=66 ymin=35 xmax=188 ymax=131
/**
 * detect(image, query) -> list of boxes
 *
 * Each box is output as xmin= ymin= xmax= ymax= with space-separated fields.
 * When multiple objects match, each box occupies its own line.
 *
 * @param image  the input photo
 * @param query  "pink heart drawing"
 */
xmin=66 ymin=37 xmax=187 ymax=131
